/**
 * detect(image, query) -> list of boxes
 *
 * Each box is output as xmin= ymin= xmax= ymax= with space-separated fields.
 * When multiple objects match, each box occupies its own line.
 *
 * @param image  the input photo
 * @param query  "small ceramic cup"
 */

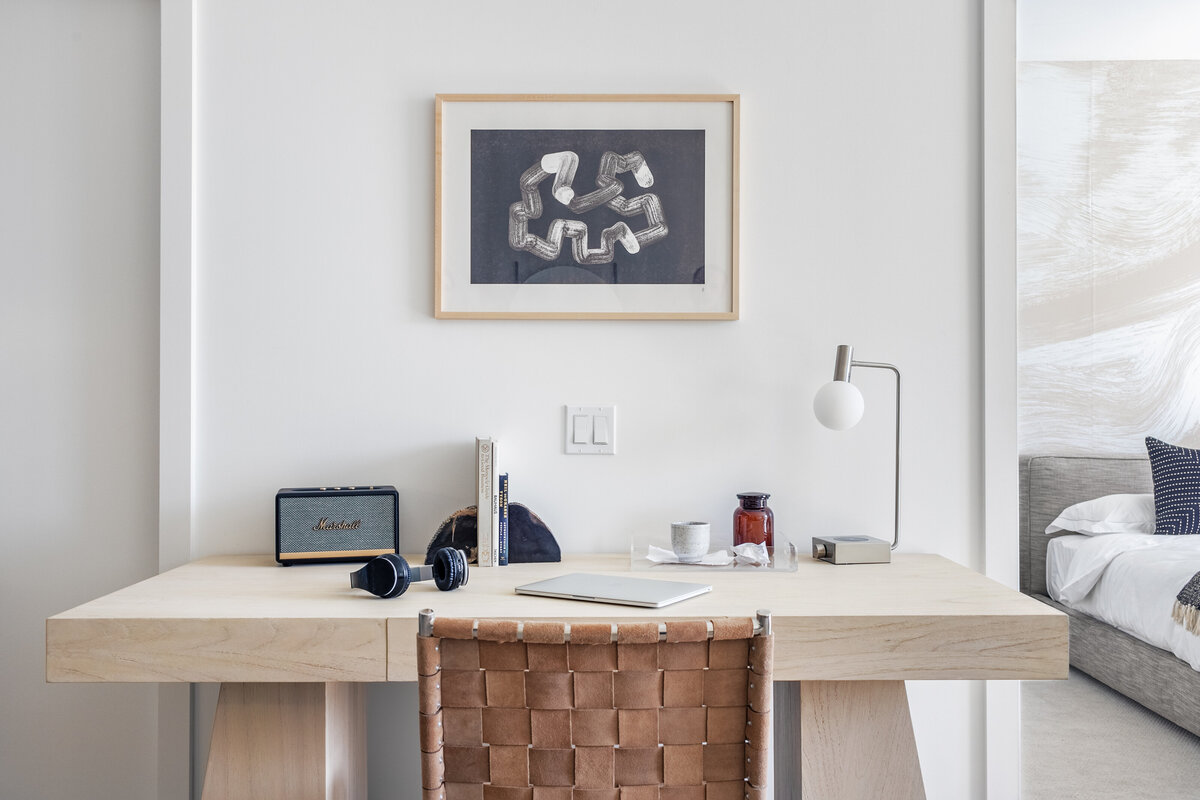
xmin=670 ymin=521 xmax=711 ymax=562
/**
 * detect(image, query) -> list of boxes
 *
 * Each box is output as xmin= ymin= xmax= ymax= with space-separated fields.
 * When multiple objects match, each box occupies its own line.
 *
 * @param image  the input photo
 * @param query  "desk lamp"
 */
xmin=811 ymin=344 xmax=900 ymax=564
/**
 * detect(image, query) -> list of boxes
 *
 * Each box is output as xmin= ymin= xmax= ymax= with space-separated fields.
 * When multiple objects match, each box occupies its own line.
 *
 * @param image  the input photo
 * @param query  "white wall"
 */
xmin=0 ymin=1 xmax=161 ymax=798
xmin=1019 ymin=0 xmax=1200 ymax=61
xmin=191 ymin=1 xmax=985 ymax=797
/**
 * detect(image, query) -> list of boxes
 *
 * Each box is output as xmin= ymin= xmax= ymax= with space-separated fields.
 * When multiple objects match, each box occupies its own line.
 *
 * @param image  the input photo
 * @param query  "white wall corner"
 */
xmin=159 ymin=2 xmax=197 ymax=797
xmin=984 ymin=0 xmax=1021 ymax=799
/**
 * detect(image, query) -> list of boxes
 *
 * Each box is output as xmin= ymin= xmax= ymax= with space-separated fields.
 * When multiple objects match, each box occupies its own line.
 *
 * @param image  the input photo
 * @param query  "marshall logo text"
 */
xmin=312 ymin=518 xmax=363 ymax=531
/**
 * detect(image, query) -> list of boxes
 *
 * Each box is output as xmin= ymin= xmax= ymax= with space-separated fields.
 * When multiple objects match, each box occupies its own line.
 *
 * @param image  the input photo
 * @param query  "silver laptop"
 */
xmin=514 ymin=573 xmax=712 ymax=608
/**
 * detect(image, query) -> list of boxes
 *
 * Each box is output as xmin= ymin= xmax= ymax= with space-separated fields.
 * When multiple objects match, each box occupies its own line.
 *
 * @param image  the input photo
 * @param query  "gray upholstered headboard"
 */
xmin=1019 ymin=455 xmax=1152 ymax=596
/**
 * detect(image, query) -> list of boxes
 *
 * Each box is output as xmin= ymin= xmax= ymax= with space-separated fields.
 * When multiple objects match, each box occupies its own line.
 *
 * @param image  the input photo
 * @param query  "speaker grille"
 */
xmin=278 ymin=493 xmax=396 ymax=554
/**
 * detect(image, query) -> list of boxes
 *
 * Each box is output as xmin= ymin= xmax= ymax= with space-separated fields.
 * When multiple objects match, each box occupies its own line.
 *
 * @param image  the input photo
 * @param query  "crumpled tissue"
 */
xmin=645 ymin=541 xmax=770 ymax=567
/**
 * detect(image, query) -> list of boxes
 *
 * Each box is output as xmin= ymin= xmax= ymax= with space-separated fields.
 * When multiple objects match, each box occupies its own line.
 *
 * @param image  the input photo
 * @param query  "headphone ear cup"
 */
xmin=351 ymin=554 xmax=411 ymax=598
xmin=377 ymin=553 xmax=411 ymax=598
xmin=432 ymin=546 xmax=467 ymax=591
xmin=454 ymin=548 xmax=468 ymax=588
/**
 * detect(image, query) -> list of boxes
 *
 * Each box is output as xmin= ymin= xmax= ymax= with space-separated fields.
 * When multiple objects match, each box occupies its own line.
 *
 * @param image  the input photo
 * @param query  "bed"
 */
xmin=1020 ymin=454 xmax=1200 ymax=737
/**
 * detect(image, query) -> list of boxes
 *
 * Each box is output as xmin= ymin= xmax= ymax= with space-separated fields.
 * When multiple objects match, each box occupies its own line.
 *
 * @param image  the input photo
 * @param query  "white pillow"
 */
xmin=1045 ymin=493 xmax=1155 ymax=535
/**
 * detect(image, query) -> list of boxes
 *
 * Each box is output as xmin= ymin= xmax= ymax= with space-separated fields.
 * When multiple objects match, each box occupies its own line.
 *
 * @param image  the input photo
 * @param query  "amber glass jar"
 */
xmin=733 ymin=492 xmax=774 ymax=546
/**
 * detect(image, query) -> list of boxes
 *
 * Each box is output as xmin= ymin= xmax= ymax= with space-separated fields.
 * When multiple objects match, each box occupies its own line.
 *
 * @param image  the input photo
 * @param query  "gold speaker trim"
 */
xmin=278 ymin=548 xmax=395 ymax=560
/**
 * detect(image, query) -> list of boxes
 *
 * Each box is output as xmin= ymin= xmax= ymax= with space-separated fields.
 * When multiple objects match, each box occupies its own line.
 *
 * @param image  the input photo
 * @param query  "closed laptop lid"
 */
xmin=514 ymin=573 xmax=712 ymax=608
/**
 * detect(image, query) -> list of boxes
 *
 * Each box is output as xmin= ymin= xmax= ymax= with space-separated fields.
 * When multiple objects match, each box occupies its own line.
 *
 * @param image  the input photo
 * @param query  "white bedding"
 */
xmin=1047 ymin=533 xmax=1200 ymax=671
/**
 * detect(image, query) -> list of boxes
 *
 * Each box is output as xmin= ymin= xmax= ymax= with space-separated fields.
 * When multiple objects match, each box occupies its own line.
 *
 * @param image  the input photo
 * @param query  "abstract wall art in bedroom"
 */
xmin=1018 ymin=61 xmax=1200 ymax=454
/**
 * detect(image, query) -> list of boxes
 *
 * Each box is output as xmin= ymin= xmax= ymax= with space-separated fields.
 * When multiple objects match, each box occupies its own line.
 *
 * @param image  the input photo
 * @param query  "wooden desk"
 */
xmin=47 ymin=554 xmax=1066 ymax=799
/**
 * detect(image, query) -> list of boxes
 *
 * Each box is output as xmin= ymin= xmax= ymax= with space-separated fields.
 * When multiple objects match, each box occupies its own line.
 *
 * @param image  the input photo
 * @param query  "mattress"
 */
xmin=1047 ymin=533 xmax=1200 ymax=671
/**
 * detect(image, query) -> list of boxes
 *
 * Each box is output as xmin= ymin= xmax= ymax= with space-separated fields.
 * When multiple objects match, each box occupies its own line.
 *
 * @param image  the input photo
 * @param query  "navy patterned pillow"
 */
xmin=1146 ymin=436 xmax=1200 ymax=535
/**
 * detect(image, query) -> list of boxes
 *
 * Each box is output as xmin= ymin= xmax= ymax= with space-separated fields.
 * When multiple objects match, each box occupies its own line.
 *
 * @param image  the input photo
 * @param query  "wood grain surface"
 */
xmin=200 ymin=682 xmax=366 ymax=800
xmin=799 ymin=681 xmax=926 ymax=800
xmin=47 ymin=553 xmax=1066 ymax=683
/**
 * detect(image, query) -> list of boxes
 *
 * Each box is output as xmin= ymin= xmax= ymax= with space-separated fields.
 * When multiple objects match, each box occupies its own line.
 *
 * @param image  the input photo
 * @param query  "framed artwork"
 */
xmin=435 ymin=94 xmax=739 ymax=319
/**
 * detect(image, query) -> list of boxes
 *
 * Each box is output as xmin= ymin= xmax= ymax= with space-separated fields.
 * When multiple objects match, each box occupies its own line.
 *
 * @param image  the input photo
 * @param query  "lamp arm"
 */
xmin=849 ymin=360 xmax=901 ymax=551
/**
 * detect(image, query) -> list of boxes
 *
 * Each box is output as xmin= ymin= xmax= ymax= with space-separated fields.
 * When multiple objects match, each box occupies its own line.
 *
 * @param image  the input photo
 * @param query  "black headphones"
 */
xmin=350 ymin=547 xmax=469 ymax=598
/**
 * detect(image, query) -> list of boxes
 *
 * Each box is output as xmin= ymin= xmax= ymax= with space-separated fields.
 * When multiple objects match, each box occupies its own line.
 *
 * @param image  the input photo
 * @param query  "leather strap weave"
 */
xmin=418 ymin=618 xmax=773 ymax=800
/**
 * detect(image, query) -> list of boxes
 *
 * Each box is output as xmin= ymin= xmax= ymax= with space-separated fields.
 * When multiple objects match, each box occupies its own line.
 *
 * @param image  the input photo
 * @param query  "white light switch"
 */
xmin=593 ymin=416 xmax=609 ymax=445
xmin=565 ymin=405 xmax=616 ymax=454
xmin=572 ymin=415 xmax=591 ymax=444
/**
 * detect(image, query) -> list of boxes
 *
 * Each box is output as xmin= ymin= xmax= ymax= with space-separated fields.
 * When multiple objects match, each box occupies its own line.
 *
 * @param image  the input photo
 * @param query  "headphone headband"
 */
xmin=351 ymin=548 xmax=468 ymax=598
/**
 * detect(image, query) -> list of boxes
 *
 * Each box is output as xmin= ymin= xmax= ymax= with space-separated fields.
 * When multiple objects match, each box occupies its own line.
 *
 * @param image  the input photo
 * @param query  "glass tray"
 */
xmin=628 ymin=531 xmax=800 ymax=572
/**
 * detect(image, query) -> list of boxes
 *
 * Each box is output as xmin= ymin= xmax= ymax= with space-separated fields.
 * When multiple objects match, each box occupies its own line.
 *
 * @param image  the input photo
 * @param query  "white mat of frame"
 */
xmin=1022 ymin=668 xmax=1200 ymax=799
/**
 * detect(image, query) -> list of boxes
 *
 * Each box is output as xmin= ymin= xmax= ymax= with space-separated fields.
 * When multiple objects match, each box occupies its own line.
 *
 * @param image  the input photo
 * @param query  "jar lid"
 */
xmin=737 ymin=492 xmax=770 ymax=509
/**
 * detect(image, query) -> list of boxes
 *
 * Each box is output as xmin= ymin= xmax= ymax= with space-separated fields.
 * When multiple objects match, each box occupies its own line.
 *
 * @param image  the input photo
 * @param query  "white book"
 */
xmin=489 ymin=440 xmax=500 ymax=567
xmin=475 ymin=436 xmax=494 ymax=567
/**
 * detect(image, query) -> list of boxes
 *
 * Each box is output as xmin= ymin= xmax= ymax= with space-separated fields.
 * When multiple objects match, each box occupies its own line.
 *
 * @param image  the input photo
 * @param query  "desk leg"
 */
xmin=201 ymin=682 xmax=366 ymax=800
xmin=775 ymin=680 xmax=925 ymax=800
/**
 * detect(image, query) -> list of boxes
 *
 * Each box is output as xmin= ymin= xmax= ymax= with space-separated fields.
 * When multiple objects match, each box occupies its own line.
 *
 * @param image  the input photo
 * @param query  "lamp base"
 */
xmin=811 ymin=535 xmax=892 ymax=565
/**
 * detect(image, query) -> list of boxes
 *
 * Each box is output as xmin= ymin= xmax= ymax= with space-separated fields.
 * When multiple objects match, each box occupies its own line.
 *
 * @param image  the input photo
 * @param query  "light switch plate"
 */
xmin=565 ymin=405 xmax=616 ymax=454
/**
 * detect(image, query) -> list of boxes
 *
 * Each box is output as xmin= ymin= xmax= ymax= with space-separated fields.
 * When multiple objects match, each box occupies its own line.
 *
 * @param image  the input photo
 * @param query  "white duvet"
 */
xmin=1047 ymin=533 xmax=1200 ymax=671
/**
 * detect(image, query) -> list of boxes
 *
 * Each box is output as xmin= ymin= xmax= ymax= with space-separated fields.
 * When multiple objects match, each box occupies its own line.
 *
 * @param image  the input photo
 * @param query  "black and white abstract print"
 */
xmin=470 ymin=129 xmax=704 ymax=285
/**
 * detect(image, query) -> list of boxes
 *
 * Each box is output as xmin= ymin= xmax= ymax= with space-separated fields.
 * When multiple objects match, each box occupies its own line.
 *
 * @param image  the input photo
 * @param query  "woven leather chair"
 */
xmin=416 ymin=611 xmax=773 ymax=800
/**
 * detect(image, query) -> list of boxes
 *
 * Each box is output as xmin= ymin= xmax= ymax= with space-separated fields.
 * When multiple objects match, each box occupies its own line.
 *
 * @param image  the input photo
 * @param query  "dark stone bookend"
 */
xmin=425 ymin=506 xmax=479 ymax=565
xmin=507 ymin=503 xmax=562 ymax=563
xmin=425 ymin=503 xmax=561 ymax=565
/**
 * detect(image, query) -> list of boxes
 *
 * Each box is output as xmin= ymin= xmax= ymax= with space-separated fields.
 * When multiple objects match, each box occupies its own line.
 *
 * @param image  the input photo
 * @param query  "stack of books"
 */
xmin=475 ymin=436 xmax=509 ymax=566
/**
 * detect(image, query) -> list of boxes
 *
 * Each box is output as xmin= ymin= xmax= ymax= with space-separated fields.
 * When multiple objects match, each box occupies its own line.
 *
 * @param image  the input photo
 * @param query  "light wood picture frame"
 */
xmin=435 ymin=94 xmax=739 ymax=320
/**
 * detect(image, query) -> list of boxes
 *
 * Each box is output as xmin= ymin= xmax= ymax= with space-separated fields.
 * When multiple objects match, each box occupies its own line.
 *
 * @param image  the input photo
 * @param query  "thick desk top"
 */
xmin=47 ymin=553 xmax=1066 ymax=684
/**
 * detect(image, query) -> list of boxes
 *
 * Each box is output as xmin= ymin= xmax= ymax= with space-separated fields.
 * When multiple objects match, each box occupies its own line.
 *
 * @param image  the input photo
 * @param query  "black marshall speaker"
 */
xmin=275 ymin=485 xmax=400 ymax=565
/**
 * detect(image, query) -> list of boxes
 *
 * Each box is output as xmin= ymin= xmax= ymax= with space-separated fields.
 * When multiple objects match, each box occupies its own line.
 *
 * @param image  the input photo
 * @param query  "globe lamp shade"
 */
xmin=813 ymin=380 xmax=865 ymax=431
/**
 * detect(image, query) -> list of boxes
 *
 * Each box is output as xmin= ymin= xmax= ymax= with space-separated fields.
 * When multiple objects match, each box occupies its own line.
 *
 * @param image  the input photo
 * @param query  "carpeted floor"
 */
xmin=1022 ymin=668 xmax=1200 ymax=799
